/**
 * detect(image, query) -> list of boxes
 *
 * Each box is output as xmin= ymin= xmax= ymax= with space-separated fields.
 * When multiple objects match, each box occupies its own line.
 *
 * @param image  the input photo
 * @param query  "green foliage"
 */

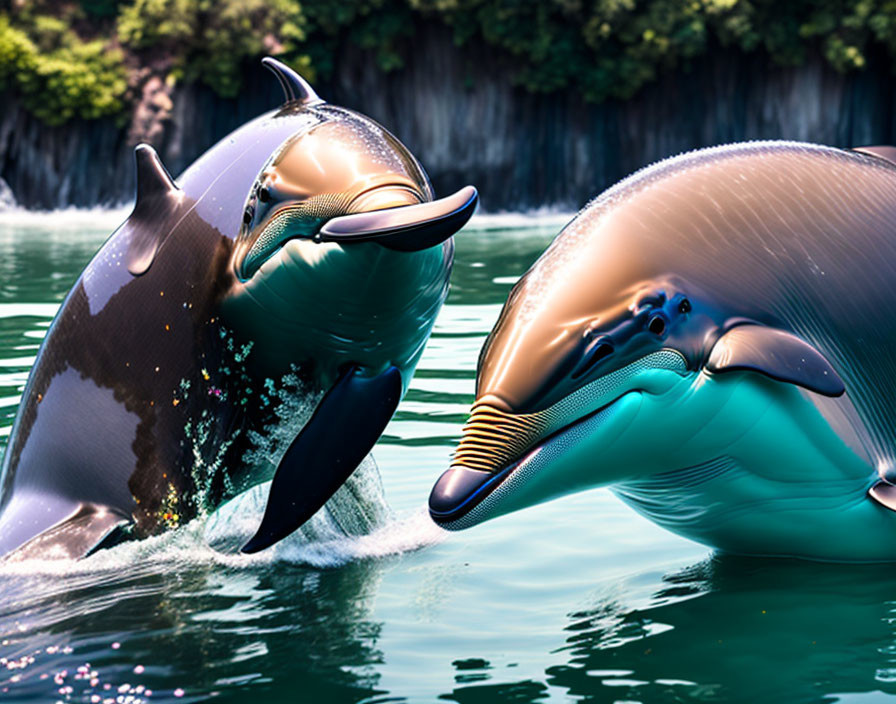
xmin=296 ymin=1 xmax=416 ymax=79
xmin=6 ymin=0 xmax=896 ymax=126
xmin=0 ymin=14 xmax=128 ymax=126
xmin=117 ymin=0 xmax=309 ymax=97
xmin=409 ymin=0 xmax=896 ymax=100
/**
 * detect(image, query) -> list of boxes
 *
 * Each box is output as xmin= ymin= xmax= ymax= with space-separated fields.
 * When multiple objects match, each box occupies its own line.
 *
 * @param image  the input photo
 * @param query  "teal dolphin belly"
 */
xmin=223 ymin=237 xmax=450 ymax=394
xmin=612 ymin=375 xmax=888 ymax=561
xmin=430 ymin=141 xmax=896 ymax=562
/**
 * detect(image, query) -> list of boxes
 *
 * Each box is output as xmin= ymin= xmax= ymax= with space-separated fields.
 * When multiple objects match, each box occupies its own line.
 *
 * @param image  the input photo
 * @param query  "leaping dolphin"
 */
xmin=430 ymin=141 xmax=896 ymax=562
xmin=0 ymin=58 xmax=478 ymax=560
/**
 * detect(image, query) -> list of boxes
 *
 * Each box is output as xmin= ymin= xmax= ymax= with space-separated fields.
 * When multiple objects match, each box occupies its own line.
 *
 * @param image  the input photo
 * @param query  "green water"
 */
xmin=1 ymin=213 xmax=896 ymax=704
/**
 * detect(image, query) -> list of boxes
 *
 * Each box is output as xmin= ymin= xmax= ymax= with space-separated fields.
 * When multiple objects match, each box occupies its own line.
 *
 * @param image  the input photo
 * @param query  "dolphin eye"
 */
xmin=648 ymin=315 xmax=667 ymax=336
xmin=678 ymin=298 xmax=692 ymax=314
xmin=258 ymin=187 xmax=271 ymax=203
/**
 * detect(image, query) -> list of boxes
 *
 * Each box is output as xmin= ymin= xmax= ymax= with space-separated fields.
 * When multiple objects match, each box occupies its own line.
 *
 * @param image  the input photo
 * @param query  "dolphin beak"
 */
xmin=429 ymin=399 xmax=548 ymax=526
xmin=346 ymin=183 xmax=423 ymax=213
xmin=235 ymin=185 xmax=477 ymax=280
xmin=429 ymin=466 xmax=502 ymax=523
xmin=318 ymin=186 xmax=478 ymax=251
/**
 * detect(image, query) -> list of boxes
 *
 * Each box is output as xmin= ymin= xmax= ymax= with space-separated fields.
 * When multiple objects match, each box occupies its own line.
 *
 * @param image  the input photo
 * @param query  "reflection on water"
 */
xmin=4 ymin=212 xmax=896 ymax=703
xmin=436 ymin=558 xmax=896 ymax=704
xmin=553 ymin=558 xmax=896 ymax=704
xmin=7 ymin=549 xmax=896 ymax=703
xmin=0 ymin=558 xmax=389 ymax=703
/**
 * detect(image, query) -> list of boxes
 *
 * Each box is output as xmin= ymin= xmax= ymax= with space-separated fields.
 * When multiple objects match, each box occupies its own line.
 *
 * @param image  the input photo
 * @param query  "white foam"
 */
xmin=0 ymin=373 xmax=446 ymax=576
xmin=466 ymin=209 xmax=573 ymax=231
xmin=0 ymin=206 xmax=130 ymax=229
xmin=0 ymin=204 xmax=571 ymax=233
xmin=0 ymin=501 xmax=445 ymax=577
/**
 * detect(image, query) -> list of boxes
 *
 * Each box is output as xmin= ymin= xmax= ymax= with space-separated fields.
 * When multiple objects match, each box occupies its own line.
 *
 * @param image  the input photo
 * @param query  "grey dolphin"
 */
xmin=0 ymin=58 xmax=478 ymax=560
xmin=430 ymin=141 xmax=896 ymax=562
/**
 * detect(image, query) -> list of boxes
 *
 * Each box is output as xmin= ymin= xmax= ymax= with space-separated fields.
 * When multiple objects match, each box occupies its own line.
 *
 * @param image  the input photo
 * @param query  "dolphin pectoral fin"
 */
xmin=869 ymin=481 xmax=896 ymax=512
xmin=853 ymin=146 xmax=896 ymax=167
xmin=317 ymin=186 xmax=479 ymax=252
xmin=3 ymin=503 xmax=131 ymax=562
xmin=125 ymin=144 xmax=183 ymax=276
xmin=706 ymin=324 xmax=845 ymax=397
xmin=241 ymin=364 xmax=403 ymax=554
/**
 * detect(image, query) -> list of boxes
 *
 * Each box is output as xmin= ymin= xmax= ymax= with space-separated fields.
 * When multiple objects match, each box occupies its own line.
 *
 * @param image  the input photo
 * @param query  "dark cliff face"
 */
xmin=2 ymin=24 xmax=895 ymax=211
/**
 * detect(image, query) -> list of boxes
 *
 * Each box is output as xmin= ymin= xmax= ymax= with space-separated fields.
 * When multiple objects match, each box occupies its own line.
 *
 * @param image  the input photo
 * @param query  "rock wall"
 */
xmin=2 ymin=23 xmax=895 ymax=211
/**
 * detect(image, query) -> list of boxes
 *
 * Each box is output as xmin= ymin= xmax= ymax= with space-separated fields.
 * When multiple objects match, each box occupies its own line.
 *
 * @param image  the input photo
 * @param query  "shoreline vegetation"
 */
xmin=3 ymin=1 xmax=896 ymax=211
xmin=1 ymin=0 xmax=893 ymax=128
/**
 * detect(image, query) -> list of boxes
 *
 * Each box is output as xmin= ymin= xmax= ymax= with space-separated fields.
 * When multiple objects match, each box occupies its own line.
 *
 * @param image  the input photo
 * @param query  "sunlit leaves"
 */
xmin=5 ymin=0 xmax=896 ymax=125
xmin=0 ymin=15 xmax=128 ymax=126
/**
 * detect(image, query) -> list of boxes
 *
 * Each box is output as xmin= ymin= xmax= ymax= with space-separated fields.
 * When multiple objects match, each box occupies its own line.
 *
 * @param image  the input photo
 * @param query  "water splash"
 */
xmin=1 ymin=357 xmax=447 ymax=575
xmin=0 ymin=206 xmax=130 ymax=228
xmin=203 ymin=454 xmax=394 ymax=555
xmin=1 ymin=376 xmax=444 ymax=573
xmin=239 ymin=367 xmax=324 ymax=487
xmin=0 ymin=502 xmax=444 ymax=577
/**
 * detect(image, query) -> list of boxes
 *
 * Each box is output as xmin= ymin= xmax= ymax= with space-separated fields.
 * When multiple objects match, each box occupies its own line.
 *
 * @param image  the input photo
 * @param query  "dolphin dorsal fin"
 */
xmin=262 ymin=57 xmax=322 ymax=106
xmin=853 ymin=146 xmax=896 ymax=167
xmin=126 ymin=144 xmax=182 ymax=276
xmin=135 ymin=143 xmax=177 ymax=201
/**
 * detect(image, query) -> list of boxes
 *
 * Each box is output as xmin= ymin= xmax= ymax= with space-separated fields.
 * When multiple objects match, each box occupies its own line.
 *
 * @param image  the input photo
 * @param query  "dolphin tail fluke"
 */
xmin=1 ymin=499 xmax=131 ymax=562
xmin=241 ymin=364 xmax=403 ymax=554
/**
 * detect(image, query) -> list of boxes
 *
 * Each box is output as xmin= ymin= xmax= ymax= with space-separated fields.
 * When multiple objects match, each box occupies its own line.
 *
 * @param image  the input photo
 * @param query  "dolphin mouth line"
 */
xmin=236 ymin=183 xmax=426 ymax=281
xmin=430 ymin=391 xmax=637 ymax=525
xmin=235 ymin=203 xmax=318 ymax=282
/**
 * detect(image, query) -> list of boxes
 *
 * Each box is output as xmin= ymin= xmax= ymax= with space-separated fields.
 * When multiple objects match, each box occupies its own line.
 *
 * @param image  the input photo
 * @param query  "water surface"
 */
xmin=1 ymin=212 xmax=895 ymax=703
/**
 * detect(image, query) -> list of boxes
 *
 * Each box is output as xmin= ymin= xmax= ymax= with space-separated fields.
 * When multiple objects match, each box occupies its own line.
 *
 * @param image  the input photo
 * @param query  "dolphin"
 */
xmin=430 ymin=140 xmax=896 ymax=562
xmin=0 ymin=57 xmax=478 ymax=560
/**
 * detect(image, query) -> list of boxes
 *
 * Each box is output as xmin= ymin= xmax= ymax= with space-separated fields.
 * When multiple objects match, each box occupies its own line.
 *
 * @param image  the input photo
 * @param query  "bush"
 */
xmin=118 ymin=0 xmax=309 ymax=97
xmin=4 ymin=0 xmax=896 ymax=125
xmin=0 ymin=15 xmax=128 ymax=126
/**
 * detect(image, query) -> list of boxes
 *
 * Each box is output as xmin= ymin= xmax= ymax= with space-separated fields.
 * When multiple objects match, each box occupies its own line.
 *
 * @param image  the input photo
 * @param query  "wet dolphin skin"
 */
xmin=431 ymin=141 xmax=896 ymax=562
xmin=0 ymin=58 xmax=478 ymax=560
